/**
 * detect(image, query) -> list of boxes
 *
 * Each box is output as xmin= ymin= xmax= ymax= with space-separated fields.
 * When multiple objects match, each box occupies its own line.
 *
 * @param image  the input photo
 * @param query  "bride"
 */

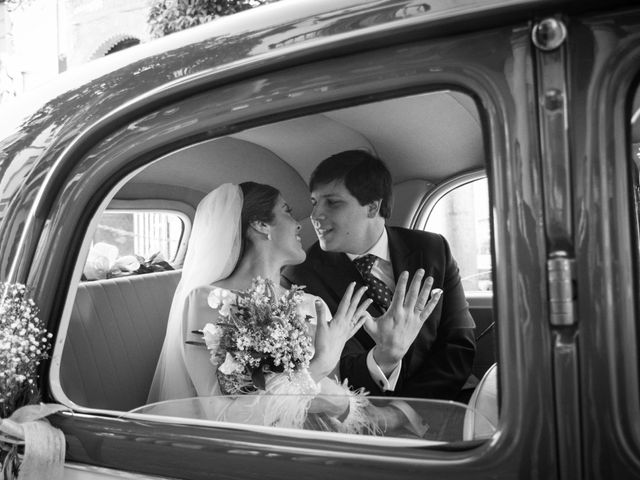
xmin=147 ymin=182 xmax=425 ymax=434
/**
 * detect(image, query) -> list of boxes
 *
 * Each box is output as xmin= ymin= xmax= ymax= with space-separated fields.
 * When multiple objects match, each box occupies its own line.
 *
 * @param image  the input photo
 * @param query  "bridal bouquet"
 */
xmin=205 ymin=278 xmax=314 ymax=395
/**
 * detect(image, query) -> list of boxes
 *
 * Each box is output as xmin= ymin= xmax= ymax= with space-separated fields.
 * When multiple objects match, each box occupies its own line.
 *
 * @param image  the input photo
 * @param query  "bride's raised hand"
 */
xmin=309 ymin=282 xmax=371 ymax=380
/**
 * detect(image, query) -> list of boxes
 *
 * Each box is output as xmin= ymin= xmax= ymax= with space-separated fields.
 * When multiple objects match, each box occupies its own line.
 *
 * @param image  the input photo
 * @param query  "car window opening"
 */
xmin=53 ymin=90 xmax=498 ymax=445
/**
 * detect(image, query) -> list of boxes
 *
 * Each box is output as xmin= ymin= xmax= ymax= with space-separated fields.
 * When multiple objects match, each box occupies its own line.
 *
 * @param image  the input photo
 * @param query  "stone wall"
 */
xmin=0 ymin=0 xmax=151 ymax=102
xmin=65 ymin=0 xmax=151 ymax=68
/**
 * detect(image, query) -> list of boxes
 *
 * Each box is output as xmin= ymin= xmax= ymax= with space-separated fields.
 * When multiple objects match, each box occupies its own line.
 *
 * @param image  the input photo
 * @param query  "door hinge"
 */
xmin=547 ymin=251 xmax=576 ymax=326
xmin=533 ymin=16 xmax=574 ymax=251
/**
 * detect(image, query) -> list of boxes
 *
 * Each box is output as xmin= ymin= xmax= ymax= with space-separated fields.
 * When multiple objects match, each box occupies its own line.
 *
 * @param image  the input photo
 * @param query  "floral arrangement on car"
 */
xmin=0 ymin=283 xmax=66 ymax=480
xmin=82 ymin=242 xmax=174 ymax=281
xmin=0 ymin=284 xmax=51 ymax=418
xmin=203 ymin=277 xmax=315 ymax=396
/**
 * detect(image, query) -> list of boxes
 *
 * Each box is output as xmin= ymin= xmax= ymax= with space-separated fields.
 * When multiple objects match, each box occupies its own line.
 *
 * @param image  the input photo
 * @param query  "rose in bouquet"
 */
xmin=204 ymin=277 xmax=314 ymax=395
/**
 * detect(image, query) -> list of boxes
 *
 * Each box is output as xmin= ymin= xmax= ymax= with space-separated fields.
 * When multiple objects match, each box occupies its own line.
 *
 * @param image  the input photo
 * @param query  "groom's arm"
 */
xmin=400 ymin=319 xmax=476 ymax=399
xmin=340 ymin=334 xmax=391 ymax=396
xmin=397 ymin=236 xmax=476 ymax=399
xmin=345 ymin=232 xmax=476 ymax=399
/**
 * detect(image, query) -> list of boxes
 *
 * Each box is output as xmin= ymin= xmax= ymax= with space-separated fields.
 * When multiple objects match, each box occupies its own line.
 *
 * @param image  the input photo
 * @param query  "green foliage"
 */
xmin=148 ymin=0 xmax=276 ymax=38
xmin=1 ymin=0 xmax=34 ymax=9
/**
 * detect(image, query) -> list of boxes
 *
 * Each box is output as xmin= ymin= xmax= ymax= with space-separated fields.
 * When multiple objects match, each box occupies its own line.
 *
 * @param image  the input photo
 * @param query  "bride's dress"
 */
xmin=150 ymin=284 xmax=377 ymax=433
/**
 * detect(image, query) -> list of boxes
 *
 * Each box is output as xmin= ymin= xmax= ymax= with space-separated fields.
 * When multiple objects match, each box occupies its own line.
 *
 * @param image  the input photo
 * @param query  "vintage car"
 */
xmin=1 ymin=0 xmax=640 ymax=478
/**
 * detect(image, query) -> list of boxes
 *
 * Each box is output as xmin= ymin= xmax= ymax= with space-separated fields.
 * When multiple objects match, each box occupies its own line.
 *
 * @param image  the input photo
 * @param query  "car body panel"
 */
xmin=37 ymin=20 xmax=556 ymax=480
xmin=569 ymin=9 xmax=640 ymax=478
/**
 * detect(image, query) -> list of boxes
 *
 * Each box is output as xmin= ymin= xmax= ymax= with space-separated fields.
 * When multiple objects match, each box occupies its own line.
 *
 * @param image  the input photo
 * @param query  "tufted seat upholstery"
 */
xmin=59 ymin=270 xmax=181 ymax=411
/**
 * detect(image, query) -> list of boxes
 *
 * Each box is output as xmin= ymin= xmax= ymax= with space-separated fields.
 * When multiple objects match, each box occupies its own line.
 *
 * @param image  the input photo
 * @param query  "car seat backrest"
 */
xmin=59 ymin=270 xmax=181 ymax=411
xmin=462 ymin=362 xmax=498 ymax=440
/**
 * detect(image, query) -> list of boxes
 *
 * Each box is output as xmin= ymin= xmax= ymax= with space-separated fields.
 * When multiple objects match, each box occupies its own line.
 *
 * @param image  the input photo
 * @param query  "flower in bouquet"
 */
xmin=206 ymin=277 xmax=314 ymax=394
xmin=0 ymin=283 xmax=52 ymax=419
xmin=0 ymin=283 xmax=53 ymax=477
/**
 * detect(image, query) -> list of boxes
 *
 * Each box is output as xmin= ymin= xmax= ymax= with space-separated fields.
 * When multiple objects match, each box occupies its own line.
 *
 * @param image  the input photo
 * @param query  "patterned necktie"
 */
xmin=353 ymin=254 xmax=393 ymax=311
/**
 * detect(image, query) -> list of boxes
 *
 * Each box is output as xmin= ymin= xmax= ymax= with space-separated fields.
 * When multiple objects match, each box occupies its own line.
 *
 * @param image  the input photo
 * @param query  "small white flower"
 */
xmin=252 ymin=277 xmax=266 ymax=295
xmin=201 ymin=323 xmax=222 ymax=351
xmin=207 ymin=288 xmax=226 ymax=309
xmin=208 ymin=288 xmax=234 ymax=315
xmin=219 ymin=298 xmax=234 ymax=316
xmin=218 ymin=352 xmax=243 ymax=375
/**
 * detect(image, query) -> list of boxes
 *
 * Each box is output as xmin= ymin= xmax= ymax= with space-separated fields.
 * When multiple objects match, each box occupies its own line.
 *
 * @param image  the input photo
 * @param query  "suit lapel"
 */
xmin=387 ymin=227 xmax=425 ymax=281
xmin=311 ymin=229 xmax=429 ymax=352
xmin=312 ymin=250 xmax=361 ymax=302
xmin=318 ymin=228 xmax=425 ymax=310
xmin=311 ymin=250 xmax=381 ymax=348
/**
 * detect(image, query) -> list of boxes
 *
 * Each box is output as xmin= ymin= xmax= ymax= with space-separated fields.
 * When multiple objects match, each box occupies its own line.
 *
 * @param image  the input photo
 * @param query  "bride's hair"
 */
xmin=239 ymin=181 xmax=280 ymax=249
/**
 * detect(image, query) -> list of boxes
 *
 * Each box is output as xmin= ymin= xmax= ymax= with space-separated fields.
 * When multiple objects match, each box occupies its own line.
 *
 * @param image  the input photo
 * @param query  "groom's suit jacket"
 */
xmin=282 ymin=227 xmax=476 ymax=400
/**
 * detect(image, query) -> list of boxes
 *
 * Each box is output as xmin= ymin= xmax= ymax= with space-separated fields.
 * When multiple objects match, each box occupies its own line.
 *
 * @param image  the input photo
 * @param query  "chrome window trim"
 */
xmin=412 ymin=169 xmax=487 ymax=230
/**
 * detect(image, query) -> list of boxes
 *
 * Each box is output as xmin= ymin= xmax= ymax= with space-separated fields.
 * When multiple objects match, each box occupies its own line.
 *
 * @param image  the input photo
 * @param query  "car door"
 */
xmin=36 ymin=15 xmax=557 ymax=478
xmin=7 ymin=1 xmax=640 ymax=479
xmin=566 ymin=6 xmax=640 ymax=479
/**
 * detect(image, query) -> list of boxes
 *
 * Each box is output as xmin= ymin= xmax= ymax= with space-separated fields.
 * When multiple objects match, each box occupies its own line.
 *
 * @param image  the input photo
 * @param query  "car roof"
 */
xmin=0 ymin=0 xmax=624 ymax=141
xmin=0 ymin=0 xmax=635 ymax=229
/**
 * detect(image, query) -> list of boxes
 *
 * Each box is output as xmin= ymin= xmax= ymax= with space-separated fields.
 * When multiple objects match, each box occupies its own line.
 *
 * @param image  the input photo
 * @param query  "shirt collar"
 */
xmin=346 ymin=228 xmax=390 ymax=262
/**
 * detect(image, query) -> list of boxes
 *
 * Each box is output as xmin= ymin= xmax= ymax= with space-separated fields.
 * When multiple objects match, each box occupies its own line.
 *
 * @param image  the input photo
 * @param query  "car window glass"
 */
xmin=82 ymin=210 xmax=185 ymax=281
xmin=55 ymin=90 xmax=497 ymax=444
xmin=123 ymin=395 xmax=495 ymax=443
xmin=423 ymin=178 xmax=492 ymax=293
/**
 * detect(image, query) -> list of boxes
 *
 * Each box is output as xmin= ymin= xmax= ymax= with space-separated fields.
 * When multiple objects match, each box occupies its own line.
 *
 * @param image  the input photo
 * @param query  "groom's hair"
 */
xmin=309 ymin=150 xmax=392 ymax=219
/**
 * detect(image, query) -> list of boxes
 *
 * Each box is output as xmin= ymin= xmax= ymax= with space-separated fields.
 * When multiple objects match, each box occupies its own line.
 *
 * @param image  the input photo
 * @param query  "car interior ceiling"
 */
xmin=115 ymin=89 xmax=484 ymax=248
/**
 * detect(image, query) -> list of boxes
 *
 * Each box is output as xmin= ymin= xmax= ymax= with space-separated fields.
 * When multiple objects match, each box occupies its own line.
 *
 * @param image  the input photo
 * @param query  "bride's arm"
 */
xmin=183 ymin=286 xmax=221 ymax=396
xmin=308 ymin=283 xmax=371 ymax=382
xmin=308 ymin=298 xmax=335 ymax=381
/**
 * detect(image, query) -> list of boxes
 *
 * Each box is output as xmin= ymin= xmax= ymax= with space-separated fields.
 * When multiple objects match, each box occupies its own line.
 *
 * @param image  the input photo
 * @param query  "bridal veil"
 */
xmin=147 ymin=183 xmax=243 ymax=403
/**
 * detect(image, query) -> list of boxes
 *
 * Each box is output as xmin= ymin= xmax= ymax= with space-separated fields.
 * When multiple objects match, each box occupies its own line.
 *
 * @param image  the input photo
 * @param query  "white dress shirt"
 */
xmin=347 ymin=229 xmax=401 ymax=392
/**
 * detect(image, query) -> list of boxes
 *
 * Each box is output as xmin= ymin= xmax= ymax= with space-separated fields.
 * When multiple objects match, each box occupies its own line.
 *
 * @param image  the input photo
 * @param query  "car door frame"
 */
xmin=567 ymin=7 xmax=640 ymax=478
xmin=0 ymin=4 xmax=585 ymax=479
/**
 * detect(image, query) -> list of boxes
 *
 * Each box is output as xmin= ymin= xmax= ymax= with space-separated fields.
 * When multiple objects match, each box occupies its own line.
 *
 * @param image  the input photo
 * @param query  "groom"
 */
xmin=282 ymin=150 xmax=476 ymax=400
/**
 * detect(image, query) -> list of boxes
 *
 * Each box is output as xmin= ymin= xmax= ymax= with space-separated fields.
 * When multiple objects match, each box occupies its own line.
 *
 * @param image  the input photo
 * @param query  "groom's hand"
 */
xmin=364 ymin=270 xmax=443 ymax=375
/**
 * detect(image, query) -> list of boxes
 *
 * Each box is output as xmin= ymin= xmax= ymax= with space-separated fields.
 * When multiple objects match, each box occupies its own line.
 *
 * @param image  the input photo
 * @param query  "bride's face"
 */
xmin=268 ymin=196 xmax=306 ymax=265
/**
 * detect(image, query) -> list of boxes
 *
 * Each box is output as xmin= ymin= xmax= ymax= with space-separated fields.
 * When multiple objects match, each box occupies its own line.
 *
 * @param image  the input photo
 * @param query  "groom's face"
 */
xmin=310 ymin=180 xmax=374 ymax=254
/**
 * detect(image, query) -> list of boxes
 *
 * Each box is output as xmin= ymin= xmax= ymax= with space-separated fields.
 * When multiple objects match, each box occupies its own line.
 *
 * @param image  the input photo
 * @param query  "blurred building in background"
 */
xmin=0 ymin=0 xmax=151 ymax=104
